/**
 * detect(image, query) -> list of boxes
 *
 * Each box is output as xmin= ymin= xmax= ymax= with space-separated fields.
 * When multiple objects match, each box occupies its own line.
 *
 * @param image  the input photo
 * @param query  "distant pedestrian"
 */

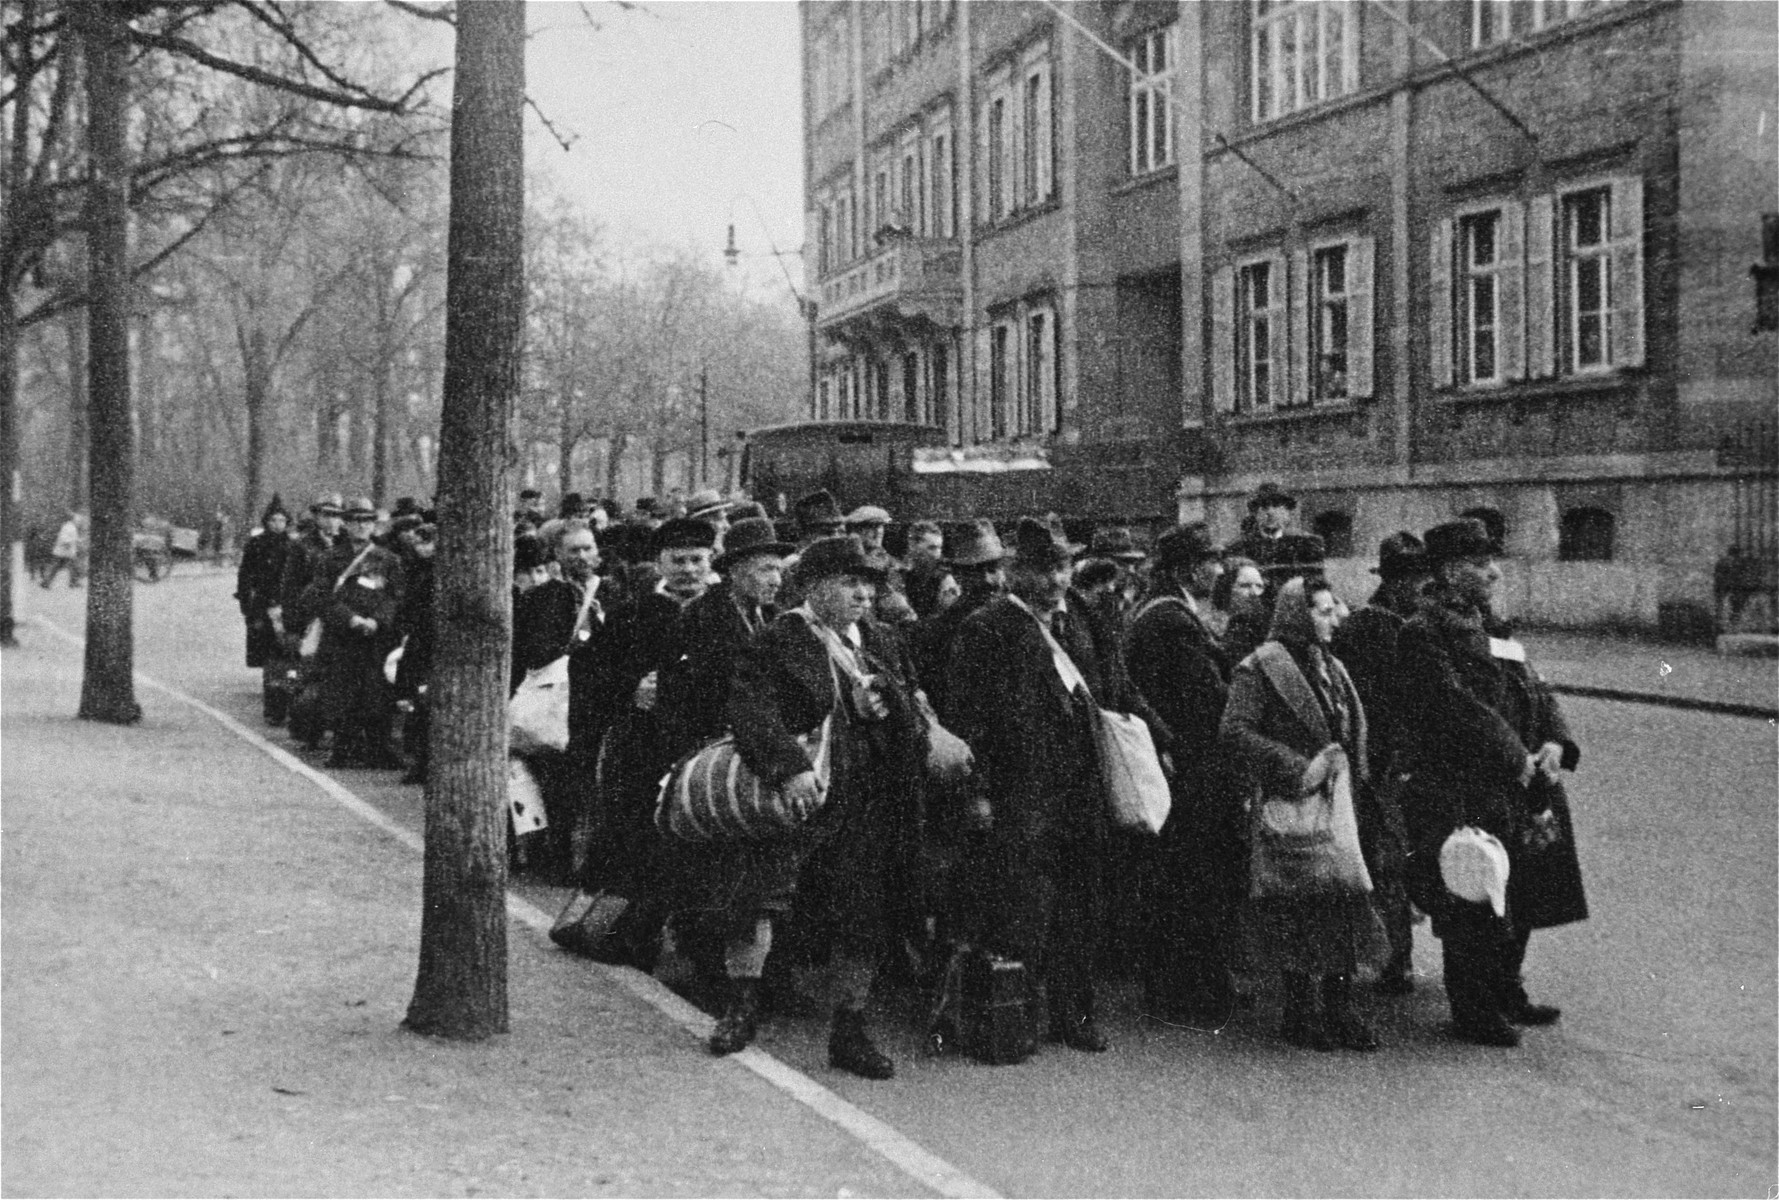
xmin=304 ymin=497 xmax=405 ymax=769
xmin=235 ymin=497 xmax=296 ymax=723
xmin=41 ymin=511 xmax=83 ymax=589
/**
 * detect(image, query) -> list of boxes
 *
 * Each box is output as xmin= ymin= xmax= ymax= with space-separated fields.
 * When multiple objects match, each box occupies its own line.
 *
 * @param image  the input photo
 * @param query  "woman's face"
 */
xmin=1309 ymin=588 xmax=1342 ymax=644
xmin=266 ymin=513 xmax=288 ymax=535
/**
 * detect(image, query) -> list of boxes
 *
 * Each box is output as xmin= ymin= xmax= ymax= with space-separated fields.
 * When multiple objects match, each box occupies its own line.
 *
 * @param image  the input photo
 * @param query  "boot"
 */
xmin=708 ymin=978 xmax=761 ymax=1056
xmin=1321 ymin=974 xmax=1379 ymax=1051
xmin=1498 ymin=933 xmax=1560 ymax=1025
xmin=1280 ymin=971 xmax=1333 ymax=1051
xmin=828 ymin=1007 xmax=894 ymax=1080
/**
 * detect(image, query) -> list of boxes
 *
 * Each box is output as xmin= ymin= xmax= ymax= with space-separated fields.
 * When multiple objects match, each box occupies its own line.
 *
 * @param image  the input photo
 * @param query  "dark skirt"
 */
xmin=1241 ymin=891 xmax=1392 ymax=978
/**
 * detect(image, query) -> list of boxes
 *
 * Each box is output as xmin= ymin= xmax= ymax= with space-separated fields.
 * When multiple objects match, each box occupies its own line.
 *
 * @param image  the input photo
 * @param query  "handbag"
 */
xmin=654 ymin=715 xmax=834 ymax=841
xmin=1032 ymin=608 xmax=1171 ymax=835
xmin=915 ymin=691 xmax=974 ymax=783
xmin=509 ymin=654 xmax=572 ymax=754
xmin=1249 ymin=745 xmax=1374 ymax=899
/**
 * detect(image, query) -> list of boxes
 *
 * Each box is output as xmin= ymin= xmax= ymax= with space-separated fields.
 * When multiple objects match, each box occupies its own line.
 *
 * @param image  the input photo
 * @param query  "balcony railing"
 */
xmin=816 ymin=236 xmax=962 ymax=328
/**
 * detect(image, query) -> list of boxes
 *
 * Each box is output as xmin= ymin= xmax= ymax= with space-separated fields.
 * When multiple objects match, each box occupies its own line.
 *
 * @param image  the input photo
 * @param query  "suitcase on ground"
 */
xmin=928 ymin=947 xmax=1035 ymax=1066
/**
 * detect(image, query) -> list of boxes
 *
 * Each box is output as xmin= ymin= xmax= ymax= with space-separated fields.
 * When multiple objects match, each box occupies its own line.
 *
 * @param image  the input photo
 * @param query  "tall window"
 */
xmin=1023 ymin=68 xmax=1048 ymax=205
xmin=1312 ymin=243 xmax=1350 ymax=401
xmin=902 ymin=351 xmax=922 ymax=423
xmin=1129 ymin=25 xmax=1175 ymax=176
xmin=987 ymin=97 xmax=1006 ymax=221
xmin=1251 ymin=0 xmax=1359 ymax=123
xmin=989 ymin=321 xmax=1012 ymax=439
xmin=1237 ymin=261 xmax=1277 ymax=411
xmin=1562 ymin=186 xmax=1612 ymax=373
xmin=1531 ymin=0 xmax=1626 ymax=30
xmin=1471 ymin=0 xmax=1513 ymax=46
xmin=1458 ymin=210 xmax=1503 ymax=385
xmin=818 ymin=204 xmax=833 ymax=276
xmin=929 ymin=129 xmax=953 ymax=238
xmin=1025 ymin=305 xmax=1057 ymax=435
xmin=930 ymin=342 xmax=950 ymax=435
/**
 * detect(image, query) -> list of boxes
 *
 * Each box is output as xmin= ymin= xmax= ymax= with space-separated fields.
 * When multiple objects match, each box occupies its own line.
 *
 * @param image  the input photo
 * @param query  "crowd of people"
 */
xmin=235 ymin=479 xmax=1590 ymax=1079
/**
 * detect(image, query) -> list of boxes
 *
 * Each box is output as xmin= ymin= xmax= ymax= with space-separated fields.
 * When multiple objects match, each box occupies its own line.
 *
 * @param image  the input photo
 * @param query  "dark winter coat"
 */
xmin=278 ymin=528 xmax=337 ymax=633
xmin=1125 ymin=592 xmax=1230 ymax=815
xmin=1395 ymin=600 xmax=1588 ymax=932
xmin=308 ymin=542 xmax=405 ymax=733
xmin=656 ymin=582 xmax=774 ymax=757
xmin=236 ymin=529 xmax=294 ymax=666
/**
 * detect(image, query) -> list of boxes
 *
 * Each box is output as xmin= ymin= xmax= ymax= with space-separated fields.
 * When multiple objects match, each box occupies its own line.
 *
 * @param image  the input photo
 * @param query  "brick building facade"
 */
xmin=801 ymin=0 xmax=1778 ymax=631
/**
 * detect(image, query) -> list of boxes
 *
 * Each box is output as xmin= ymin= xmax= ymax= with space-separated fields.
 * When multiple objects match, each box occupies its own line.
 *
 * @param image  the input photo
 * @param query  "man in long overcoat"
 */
xmin=1331 ymin=531 xmax=1433 ymax=994
xmin=305 ymin=497 xmax=405 ymax=768
xmin=1124 ymin=522 xmax=1241 ymax=1023
xmin=947 ymin=518 xmax=1134 ymax=1053
xmin=1396 ymin=518 xmax=1587 ymax=1047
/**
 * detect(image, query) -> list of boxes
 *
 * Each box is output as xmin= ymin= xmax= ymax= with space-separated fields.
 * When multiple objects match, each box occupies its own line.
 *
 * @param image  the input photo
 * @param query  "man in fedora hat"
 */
xmin=706 ymin=535 xmax=925 ymax=1076
xmin=1124 ymin=522 xmax=1246 ymax=1023
xmin=1227 ymin=481 xmax=1326 ymax=600
xmin=1332 ymin=531 xmax=1434 ymax=995
xmin=1394 ymin=518 xmax=1588 ymax=1047
xmin=909 ymin=519 xmax=1008 ymax=723
xmin=276 ymin=491 xmax=344 ymax=641
xmin=947 ymin=517 xmax=1147 ymax=1054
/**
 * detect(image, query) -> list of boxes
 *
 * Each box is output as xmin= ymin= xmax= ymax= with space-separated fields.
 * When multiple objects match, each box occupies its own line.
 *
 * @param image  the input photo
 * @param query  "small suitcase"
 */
xmin=961 ymin=950 xmax=1036 ymax=1065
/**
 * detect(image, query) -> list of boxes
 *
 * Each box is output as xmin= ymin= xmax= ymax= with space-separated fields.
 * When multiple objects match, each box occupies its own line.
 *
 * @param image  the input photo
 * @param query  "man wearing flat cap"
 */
xmin=1227 ymin=481 xmax=1326 ymax=601
xmin=1125 ymin=522 xmax=1245 ymax=1022
xmin=1331 ymin=532 xmax=1434 ymax=996
xmin=947 ymin=517 xmax=1149 ymax=1054
xmin=1395 ymin=518 xmax=1588 ymax=1047
xmin=909 ymin=520 xmax=1008 ymax=724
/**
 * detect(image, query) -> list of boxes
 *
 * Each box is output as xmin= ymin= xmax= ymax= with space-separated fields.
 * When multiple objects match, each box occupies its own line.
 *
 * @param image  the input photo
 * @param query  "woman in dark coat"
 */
xmin=1395 ymin=519 xmax=1586 ymax=1047
xmin=235 ymin=498 xmax=295 ymax=722
xmin=1220 ymin=577 xmax=1391 ymax=1051
xmin=678 ymin=536 xmax=925 ymax=1079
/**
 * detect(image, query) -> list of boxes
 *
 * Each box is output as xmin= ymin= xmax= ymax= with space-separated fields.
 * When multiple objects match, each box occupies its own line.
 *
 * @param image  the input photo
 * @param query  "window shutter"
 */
xmin=1609 ymin=175 xmax=1644 ymax=369
xmin=1429 ymin=218 xmax=1453 ymax=389
xmin=975 ymin=325 xmax=992 ymax=443
xmin=1035 ymin=66 xmax=1054 ymax=203
xmin=1041 ymin=305 xmax=1060 ymax=432
xmin=1348 ymin=236 xmax=1375 ymax=399
xmin=1289 ymin=248 xmax=1310 ymax=406
xmin=1268 ymin=251 xmax=1290 ymax=408
xmin=1211 ymin=266 xmax=1236 ymax=414
xmin=1525 ymin=194 xmax=1554 ymax=378
xmin=1498 ymin=203 xmax=1526 ymax=380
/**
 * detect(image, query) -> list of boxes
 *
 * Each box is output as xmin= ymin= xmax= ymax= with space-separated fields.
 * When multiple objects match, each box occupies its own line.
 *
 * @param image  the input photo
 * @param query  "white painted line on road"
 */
xmin=32 ymin=616 xmax=1002 ymax=1200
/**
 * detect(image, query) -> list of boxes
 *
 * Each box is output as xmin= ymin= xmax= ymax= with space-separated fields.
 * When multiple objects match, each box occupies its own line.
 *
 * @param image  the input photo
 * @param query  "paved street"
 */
xmin=5 ymin=570 xmax=1776 ymax=1198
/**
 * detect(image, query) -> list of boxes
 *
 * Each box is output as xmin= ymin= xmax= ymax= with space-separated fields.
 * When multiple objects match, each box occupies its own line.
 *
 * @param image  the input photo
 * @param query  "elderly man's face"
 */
xmin=1445 ymin=556 xmax=1501 ymax=611
xmin=558 ymin=530 xmax=599 ymax=582
xmin=1255 ymin=503 xmax=1291 ymax=536
xmin=659 ymin=546 xmax=713 ymax=593
xmin=1186 ymin=557 xmax=1224 ymax=600
xmin=910 ymin=530 xmax=943 ymax=564
xmin=852 ymin=523 xmax=885 ymax=551
xmin=1309 ymin=587 xmax=1342 ymax=644
xmin=729 ymin=554 xmax=783 ymax=608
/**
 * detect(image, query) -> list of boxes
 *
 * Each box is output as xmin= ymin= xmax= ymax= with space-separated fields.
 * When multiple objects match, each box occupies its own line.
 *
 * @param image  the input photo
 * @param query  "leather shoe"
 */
xmin=1326 ymin=1012 xmax=1380 ymax=1052
xmin=1504 ymin=1001 xmax=1561 ymax=1025
xmin=708 ymin=979 xmax=760 ymax=1057
xmin=1049 ymin=1014 xmax=1108 ymax=1052
xmin=1451 ymin=1018 xmax=1522 ymax=1048
xmin=828 ymin=1007 xmax=894 ymax=1080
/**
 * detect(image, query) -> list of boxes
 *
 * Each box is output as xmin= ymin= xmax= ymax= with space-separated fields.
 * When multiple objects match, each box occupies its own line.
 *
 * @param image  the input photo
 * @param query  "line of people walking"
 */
xmin=234 ymin=479 xmax=1591 ymax=1080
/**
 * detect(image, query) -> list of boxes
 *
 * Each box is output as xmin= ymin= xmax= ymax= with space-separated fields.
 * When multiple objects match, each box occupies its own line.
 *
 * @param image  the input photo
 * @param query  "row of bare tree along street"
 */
xmin=3 ymin=0 xmax=806 ymax=642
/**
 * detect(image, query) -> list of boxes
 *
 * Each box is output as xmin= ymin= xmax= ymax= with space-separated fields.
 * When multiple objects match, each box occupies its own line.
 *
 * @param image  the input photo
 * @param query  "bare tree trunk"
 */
xmin=404 ymin=0 xmax=524 ymax=1042
xmin=0 ymin=298 xmax=18 ymax=646
xmin=650 ymin=439 xmax=668 ymax=495
xmin=74 ymin=0 xmax=140 ymax=725
xmin=605 ymin=430 xmax=628 ymax=500
xmin=66 ymin=306 xmax=87 ymax=509
xmin=372 ymin=330 xmax=391 ymax=505
xmin=242 ymin=324 xmax=268 ymax=524
xmin=556 ymin=400 xmax=574 ymax=495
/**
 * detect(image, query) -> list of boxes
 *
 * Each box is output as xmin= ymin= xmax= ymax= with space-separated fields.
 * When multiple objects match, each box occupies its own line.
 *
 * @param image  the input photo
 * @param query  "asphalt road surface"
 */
xmin=15 ymin=571 xmax=1778 ymax=1197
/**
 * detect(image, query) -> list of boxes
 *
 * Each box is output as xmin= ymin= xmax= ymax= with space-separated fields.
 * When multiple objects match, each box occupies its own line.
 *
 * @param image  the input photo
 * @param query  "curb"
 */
xmin=1546 ymin=681 xmax=1777 ymax=721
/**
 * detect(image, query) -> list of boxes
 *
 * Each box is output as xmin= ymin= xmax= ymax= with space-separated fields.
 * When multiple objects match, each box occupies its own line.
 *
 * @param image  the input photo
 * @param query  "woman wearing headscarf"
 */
xmin=1220 ymin=577 xmax=1390 ymax=1051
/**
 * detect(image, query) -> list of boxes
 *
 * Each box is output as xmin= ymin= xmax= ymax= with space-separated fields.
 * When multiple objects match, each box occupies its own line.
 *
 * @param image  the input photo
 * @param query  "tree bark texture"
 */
xmin=0 ymin=298 xmax=18 ymax=645
xmin=75 ymin=0 xmax=140 ymax=726
xmin=404 ymin=0 xmax=525 ymax=1042
xmin=66 ymin=306 xmax=87 ymax=509
xmin=241 ymin=322 xmax=268 ymax=525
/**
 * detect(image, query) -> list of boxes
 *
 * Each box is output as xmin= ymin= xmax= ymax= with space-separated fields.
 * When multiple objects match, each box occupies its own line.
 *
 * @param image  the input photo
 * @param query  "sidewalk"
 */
xmin=1520 ymin=629 xmax=1778 ymax=716
xmin=0 ymin=638 xmax=934 ymax=1198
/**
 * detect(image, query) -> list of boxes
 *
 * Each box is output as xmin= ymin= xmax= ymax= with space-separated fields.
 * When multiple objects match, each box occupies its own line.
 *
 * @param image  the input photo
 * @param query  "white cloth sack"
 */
xmin=1093 ymin=708 xmax=1171 ymax=834
xmin=508 ymin=756 xmax=549 ymax=835
xmin=509 ymin=655 xmax=571 ymax=754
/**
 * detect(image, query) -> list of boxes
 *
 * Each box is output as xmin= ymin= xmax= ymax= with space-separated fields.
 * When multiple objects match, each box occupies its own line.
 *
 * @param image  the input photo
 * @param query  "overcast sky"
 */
xmin=519 ymin=0 xmax=807 ymax=308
